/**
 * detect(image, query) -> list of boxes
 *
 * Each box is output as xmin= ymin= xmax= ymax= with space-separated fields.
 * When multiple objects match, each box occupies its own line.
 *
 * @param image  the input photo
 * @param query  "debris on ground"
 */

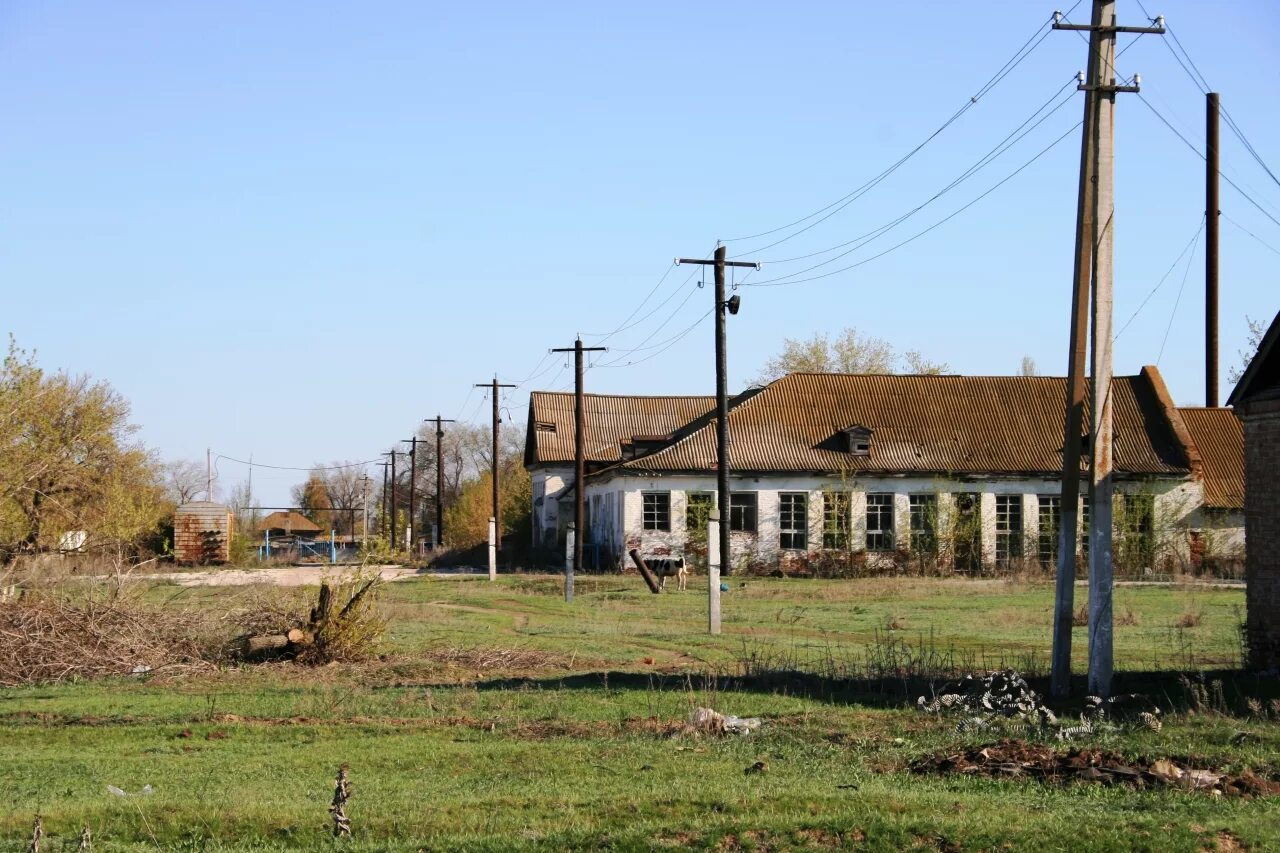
xmin=744 ymin=761 xmax=767 ymax=775
xmin=237 ymin=579 xmax=382 ymax=665
xmin=329 ymin=765 xmax=352 ymax=838
xmin=909 ymin=739 xmax=1280 ymax=798
xmin=917 ymin=669 xmax=1161 ymax=739
xmin=688 ymin=707 xmax=763 ymax=736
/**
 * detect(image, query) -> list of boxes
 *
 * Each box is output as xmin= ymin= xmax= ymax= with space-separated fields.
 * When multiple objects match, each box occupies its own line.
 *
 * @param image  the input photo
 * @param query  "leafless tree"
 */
xmin=1228 ymin=316 xmax=1267 ymax=385
xmin=758 ymin=327 xmax=948 ymax=382
xmin=163 ymin=459 xmax=206 ymax=505
xmin=1020 ymin=356 xmax=1038 ymax=377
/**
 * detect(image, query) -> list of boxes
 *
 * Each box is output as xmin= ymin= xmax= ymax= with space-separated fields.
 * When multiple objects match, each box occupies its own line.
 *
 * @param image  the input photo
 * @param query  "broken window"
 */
xmin=642 ymin=491 xmax=670 ymax=531
xmin=822 ymin=492 xmax=851 ymax=549
xmin=1038 ymin=495 xmax=1061 ymax=568
xmin=729 ymin=493 xmax=758 ymax=533
xmin=908 ymin=494 xmax=938 ymax=554
xmin=779 ymin=492 xmax=808 ymax=551
xmin=686 ymin=491 xmax=715 ymax=532
xmin=995 ymin=494 xmax=1023 ymax=565
xmin=844 ymin=426 xmax=872 ymax=456
xmin=1081 ymin=495 xmax=1090 ymax=558
xmin=865 ymin=493 xmax=894 ymax=552
xmin=952 ymin=492 xmax=981 ymax=573
xmin=1120 ymin=493 xmax=1155 ymax=571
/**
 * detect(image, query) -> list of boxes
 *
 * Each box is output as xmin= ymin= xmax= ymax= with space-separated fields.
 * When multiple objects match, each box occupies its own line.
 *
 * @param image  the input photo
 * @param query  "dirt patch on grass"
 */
xmin=909 ymin=739 xmax=1280 ymax=797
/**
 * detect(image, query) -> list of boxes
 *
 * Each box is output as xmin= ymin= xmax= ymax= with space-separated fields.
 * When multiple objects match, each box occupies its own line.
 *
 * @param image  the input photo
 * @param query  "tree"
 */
xmin=319 ymin=463 xmax=367 ymax=536
xmin=163 ymin=459 xmax=206 ymax=505
xmin=1228 ymin=316 xmax=1267 ymax=386
xmin=1020 ymin=356 xmax=1038 ymax=377
xmin=757 ymin=327 xmax=948 ymax=382
xmin=0 ymin=338 xmax=167 ymax=561
xmin=291 ymin=473 xmax=331 ymax=526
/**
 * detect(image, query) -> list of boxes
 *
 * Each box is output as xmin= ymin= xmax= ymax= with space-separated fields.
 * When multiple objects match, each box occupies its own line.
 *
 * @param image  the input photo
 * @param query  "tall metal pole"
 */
xmin=551 ymin=339 xmax=606 ymax=603
xmin=1206 ymin=91 xmax=1221 ymax=407
xmin=676 ymin=248 xmax=760 ymax=635
xmin=1086 ymin=1 xmax=1119 ymax=699
xmin=475 ymin=378 xmax=517 ymax=554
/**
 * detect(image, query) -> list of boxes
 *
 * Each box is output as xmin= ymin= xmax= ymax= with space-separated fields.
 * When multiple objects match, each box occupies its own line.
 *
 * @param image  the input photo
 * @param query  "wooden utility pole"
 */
xmin=676 ymin=246 xmax=761 ymax=635
xmin=430 ymin=416 xmax=456 ymax=548
xmin=404 ymin=436 xmax=417 ymax=553
xmin=551 ymin=338 xmax=607 ymax=603
xmin=379 ymin=459 xmax=389 ymax=537
xmin=1206 ymin=91 xmax=1221 ymax=407
xmin=386 ymin=450 xmax=398 ymax=550
xmin=1052 ymin=2 xmax=1163 ymax=698
xmin=475 ymin=377 xmax=517 ymax=553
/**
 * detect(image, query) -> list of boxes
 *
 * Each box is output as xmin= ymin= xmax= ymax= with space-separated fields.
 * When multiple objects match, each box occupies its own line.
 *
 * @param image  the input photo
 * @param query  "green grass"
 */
xmin=2 ymin=575 xmax=1275 ymax=851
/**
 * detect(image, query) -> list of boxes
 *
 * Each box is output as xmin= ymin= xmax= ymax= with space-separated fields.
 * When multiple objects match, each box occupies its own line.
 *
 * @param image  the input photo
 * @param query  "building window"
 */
xmin=823 ymin=492 xmax=851 ymax=549
xmin=779 ymin=493 xmax=808 ymax=551
xmin=642 ymin=491 xmax=670 ymax=531
xmin=995 ymin=494 xmax=1023 ymax=565
xmin=952 ymin=492 xmax=981 ymax=573
xmin=908 ymin=494 xmax=938 ymax=554
xmin=1120 ymin=493 xmax=1155 ymax=570
xmin=1038 ymin=496 xmax=1061 ymax=568
xmin=866 ymin=493 xmax=894 ymax=552
xmin=686 ymin=491 xmax=715 ymax=532
xmin=729 ymin=493 xmax=757 ymax=533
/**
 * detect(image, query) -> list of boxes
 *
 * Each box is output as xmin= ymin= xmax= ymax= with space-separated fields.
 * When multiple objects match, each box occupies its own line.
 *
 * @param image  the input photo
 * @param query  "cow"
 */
xmin=647 ymin=556 xmax=687 ymax=592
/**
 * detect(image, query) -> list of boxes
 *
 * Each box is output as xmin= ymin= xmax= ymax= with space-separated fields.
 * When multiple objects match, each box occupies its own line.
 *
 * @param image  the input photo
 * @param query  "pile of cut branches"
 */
xmin=234 ymin=577 xmax=383 ymax=665
xmin=0 ymin=592 xmax=218 ymax=686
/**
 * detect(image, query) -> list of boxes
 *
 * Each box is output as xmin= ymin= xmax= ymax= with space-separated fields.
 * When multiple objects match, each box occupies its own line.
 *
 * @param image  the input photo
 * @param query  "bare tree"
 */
xmin=1020 ymin=356 xmax=1038 ymax=377
xmin=1228 ymin=316 xmax=1267 ymax=386
xmin=758 ymin=327 xmax=947 ymax=381
xmin=320 ymin=463 xmax=366 ymax=536
xmin=163 ymin=459 xmax=205 ymax=505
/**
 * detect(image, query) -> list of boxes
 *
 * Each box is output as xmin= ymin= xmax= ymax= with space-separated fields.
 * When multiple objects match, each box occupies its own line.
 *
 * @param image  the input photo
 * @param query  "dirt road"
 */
xmin=134 ymin=565 xmax=429 ymax=587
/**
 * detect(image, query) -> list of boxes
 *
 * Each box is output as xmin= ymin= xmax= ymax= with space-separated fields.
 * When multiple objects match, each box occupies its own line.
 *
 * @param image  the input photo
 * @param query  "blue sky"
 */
xmin=3 ymin=1 xmax=1277 ymax=505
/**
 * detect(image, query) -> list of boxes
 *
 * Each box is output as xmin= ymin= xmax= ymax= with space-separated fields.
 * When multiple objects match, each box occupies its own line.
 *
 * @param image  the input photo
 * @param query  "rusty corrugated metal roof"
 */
xmin=525 ymin=392 xmax=715 ymax=466
xmin=258 ymin=511 xmax=322 ymax=533
xmin=616 ymin=370 xmax=1191 ymax=477
xmin=1177 ymin=407 xmax=1244 ymax=509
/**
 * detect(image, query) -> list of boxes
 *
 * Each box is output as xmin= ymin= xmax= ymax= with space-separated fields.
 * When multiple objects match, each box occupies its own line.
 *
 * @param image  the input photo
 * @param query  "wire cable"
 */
xmin=212 ymin=454 xmax=379 ymax=472
xmin=1223 ymin=213 xmax=1280 ymax=259
xmin=1116 ymin=214 xmax=1205 ymax=339
xmin=718 ymin=4 xmax=1080 ymax=249
xmin=1156 ymin=223 xmax=1203 ymax=364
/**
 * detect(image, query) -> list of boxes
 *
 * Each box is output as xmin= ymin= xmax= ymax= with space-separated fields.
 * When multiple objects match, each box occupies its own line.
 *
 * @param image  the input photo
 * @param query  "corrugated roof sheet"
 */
xmin=259 ymin=511 xmax=322 ymax=533
xmin=1178 ymin=407 xmax=1244 ymax=509
xmin=617 ymin=371 xmax=1191 ymax=477
xmin=526 ymin=392 xmax=715 ymax=466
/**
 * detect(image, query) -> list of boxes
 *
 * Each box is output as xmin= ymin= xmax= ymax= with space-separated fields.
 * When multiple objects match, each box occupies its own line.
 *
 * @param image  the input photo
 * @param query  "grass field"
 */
xmin=2 ymin=574 xmax=1276 ymax=851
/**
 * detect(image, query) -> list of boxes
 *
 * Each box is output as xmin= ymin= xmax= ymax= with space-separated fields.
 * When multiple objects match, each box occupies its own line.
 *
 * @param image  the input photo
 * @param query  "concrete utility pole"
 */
xmin=1052 ymin=2 xmax=1163 ymax=698
xmin=430 ymin=416 xmax=456 ymax=548
xmin=379 ymin=460 xmax=389 ymax=537
xmin=676 ymin=246 xmax=761 ymax=635
xmin=404 ymin=436 xmax=417 ymax=553
xmin=1206 ymin=91 xmax=1221 ymax=407
xmin=475 ymin=377 xmax=517 ymax=554
xmin=385 ymin=450 xmax=398 ymax=551
xmin=551 ymin=338 xmax=607 ymax=603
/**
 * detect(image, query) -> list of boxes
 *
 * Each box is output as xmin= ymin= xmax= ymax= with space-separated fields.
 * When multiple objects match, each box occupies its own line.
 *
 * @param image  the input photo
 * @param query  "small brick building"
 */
xmin=1227 ymin=310 xmax=1280 ymax=671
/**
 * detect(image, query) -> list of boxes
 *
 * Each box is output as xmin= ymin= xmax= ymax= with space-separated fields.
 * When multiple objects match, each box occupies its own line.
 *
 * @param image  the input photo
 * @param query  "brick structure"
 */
xmin=1227 ymin=310 xmax=1280 ymax=671
xmin=174 ymin=501 xmax=233 ymax=565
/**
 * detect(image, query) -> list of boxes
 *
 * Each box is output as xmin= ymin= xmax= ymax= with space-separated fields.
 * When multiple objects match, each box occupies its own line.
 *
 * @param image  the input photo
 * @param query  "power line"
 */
xmin=748 ymin=76 xmax=1080 ymax=275
xmin=718 ymin=4 xmax=1079 ymax=249
xmin=1223 ymin=213 xmax=1280 ymax=258
xmin=212 ymin=454 xmax=378 ymax=472
xmin=1116 ymin=215 xmax=1205 ymax=339
xmin=1157 ymin=223 xmax=1204 ymax=365
xmin=743 ymin=120 xmax=1080 ymax=288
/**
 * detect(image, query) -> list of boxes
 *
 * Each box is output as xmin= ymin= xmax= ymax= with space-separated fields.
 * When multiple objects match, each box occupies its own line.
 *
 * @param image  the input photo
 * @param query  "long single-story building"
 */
xmin=525 ymin=366 xmax=1244 ymax=575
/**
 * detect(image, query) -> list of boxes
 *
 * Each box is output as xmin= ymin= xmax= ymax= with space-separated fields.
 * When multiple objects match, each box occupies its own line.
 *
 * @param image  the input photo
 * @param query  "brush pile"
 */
xmin=234 ymin=578 xmax=383 ymax=665
xmin=917 ymin=669 xmax=1161 ymax=739
xmin=0 ymin=592 xmax=217 ymax=686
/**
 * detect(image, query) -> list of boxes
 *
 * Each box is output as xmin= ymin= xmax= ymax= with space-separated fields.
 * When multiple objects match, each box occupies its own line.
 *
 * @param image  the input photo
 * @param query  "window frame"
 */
xmin=865 ymin=493 xmax=895 ymax=552
xmin=729 ymin=492 xmax=758 ymax=533
xmin=908 ymin=494 xmax=938 ymax=555
xmin=822 ymin=491 xmax=851 ymax=550
xmin=1037 ymin=495 xmax=1061 ymax=568
xmin=641 ymin=491 xmax=671 ymax=531
xmin=685 ymin=491 xmax=715 ymax=532
xmin=995 ymin=494 xmax=1024 ymax=565
xmin=778 ymin=492 xmax=809 ymax=551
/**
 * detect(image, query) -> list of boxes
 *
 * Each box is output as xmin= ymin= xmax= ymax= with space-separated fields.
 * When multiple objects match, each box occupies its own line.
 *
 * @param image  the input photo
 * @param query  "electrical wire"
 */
xmin=212 ymin=454 xmax=379 ymax=472
xmin=1156 ymin=222 xmax=1203 ymax=364
xmin=718 ymin=4 xmax=1080 ymax=249
xmin=1223 ymin=214 xmax=1280 ymax=259
xmin=748 ymin=76 xmax=1079 ymax=275
xmin=742 ymin=120 xmax=1080 ymax=288
xmin=1115 ymin=215 xmax=1205 ymax=340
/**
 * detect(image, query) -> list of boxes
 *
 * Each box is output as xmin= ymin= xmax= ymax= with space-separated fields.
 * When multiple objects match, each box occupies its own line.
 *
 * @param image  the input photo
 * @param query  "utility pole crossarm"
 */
xmin=676 ymin=258 xmax=761 ymax=269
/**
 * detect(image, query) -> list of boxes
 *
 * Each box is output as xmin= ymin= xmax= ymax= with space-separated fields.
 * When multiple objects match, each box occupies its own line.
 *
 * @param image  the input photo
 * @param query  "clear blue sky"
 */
xmin=3 ymin=1 xmax=1277 ymax=505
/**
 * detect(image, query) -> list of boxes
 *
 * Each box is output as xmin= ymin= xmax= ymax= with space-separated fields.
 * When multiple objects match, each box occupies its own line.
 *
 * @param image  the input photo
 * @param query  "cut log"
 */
xmin=628 ymin=549 xmax=662 ymax=594
xmin=243 ymin=634 xmax=291 ymax=656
